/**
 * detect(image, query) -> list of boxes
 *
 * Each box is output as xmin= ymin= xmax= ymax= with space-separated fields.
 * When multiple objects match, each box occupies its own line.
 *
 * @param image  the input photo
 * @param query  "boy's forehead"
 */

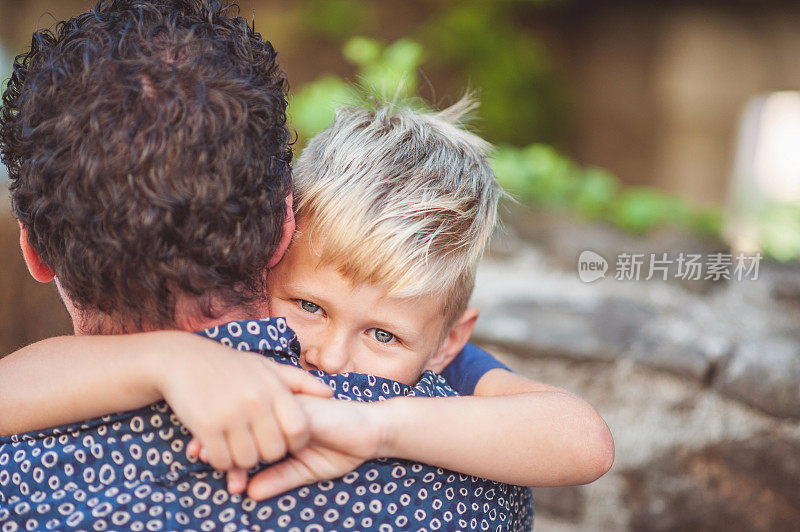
xmin=281 ymin=227 xmax=450 ymax=336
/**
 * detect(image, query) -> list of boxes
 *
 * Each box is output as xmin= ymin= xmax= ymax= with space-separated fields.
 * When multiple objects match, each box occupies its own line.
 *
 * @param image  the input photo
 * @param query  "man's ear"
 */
xmin=268 ymin=191 xmax=295 ymax=268
xmin=426 ymin=307 xmax=480 ymax=373
xmin=18 ymin=222 xmax=55 ymax=283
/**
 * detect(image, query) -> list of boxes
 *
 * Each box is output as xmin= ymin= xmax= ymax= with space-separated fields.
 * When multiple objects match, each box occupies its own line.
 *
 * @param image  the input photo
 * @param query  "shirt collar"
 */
xmin=194 ymin=317 xmax=301 ymax=358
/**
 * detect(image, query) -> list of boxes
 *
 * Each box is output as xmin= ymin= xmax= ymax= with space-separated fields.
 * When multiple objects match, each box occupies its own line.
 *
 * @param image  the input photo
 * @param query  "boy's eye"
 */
xmin=371 ymin=329 xmax=395 ymax=344
xmin=299 ymin=300 xmax=323 ymax=314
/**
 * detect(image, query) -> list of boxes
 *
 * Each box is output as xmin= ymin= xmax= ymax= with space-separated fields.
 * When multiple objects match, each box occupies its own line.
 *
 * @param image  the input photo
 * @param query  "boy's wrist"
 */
xmin=371 ymin=398 xmax=403 ymax=458
xmin=139 ymin=331 xmax=188 ymax=400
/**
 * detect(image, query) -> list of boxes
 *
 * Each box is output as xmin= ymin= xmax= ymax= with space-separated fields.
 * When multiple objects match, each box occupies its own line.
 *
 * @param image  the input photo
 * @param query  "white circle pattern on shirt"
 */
xmin=0 ymin=319 xmax=533 ymax=531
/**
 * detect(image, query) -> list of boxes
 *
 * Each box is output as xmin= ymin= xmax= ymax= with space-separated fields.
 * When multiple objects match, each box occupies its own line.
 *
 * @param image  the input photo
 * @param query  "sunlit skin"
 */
xmin=267 ymin=223 xmax=456 ymax=385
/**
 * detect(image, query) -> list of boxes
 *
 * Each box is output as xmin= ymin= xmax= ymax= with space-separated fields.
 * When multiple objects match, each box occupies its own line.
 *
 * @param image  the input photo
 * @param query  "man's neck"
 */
xmin=72 ymin=306 xmax=271 ymax=336
xmin=173 ymin=304 xmax=273 ymax=333
xmin=61 ymin=282 xmax=272 ymax=335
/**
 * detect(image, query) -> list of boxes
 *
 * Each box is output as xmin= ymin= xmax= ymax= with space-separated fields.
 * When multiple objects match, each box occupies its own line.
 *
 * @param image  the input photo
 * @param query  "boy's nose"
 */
xmin=301 ymin=335 xmax=350 ymax=375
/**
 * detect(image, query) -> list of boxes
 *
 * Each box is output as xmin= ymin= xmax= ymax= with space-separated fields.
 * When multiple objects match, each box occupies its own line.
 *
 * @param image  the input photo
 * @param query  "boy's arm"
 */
xmin=246 ymin=374 xmax=614 ymax=499
xmin=0 ymin=333 xmax=332 ymax=471
xmin=0 ymin=333 xmax=169 ymax=435
xmin=380 ymin=369 xmax=614 ymax=486
xmin=379 ymin=346 xmax=614 ymax=486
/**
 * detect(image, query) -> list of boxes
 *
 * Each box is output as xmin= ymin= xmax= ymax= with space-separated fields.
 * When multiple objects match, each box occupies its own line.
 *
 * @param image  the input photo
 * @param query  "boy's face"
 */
xmin=267 ymin=225 xmax=450 ymax=385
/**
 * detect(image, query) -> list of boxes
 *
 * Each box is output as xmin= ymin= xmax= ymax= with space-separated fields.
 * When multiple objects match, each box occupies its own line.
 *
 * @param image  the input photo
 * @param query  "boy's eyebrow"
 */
xmin=368 ymin=319 xmax=418 ymax=341
xmin=280 ymin=279 xmax=333 ymax=307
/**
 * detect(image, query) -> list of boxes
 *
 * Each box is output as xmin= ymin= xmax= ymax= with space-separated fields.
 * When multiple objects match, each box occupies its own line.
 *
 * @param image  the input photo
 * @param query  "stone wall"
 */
xmin=473 ymin=209 xmax=800 ymax=531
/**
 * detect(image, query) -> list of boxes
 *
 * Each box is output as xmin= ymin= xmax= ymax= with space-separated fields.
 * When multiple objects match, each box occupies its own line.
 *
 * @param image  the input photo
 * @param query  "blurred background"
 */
xmin=1 ymin=1 xmax=799 ymax=530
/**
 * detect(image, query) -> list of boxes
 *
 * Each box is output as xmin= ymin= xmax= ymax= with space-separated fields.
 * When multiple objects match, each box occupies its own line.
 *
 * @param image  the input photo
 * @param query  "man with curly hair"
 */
xmin=0 ymin=1 xmax=538 ymax=530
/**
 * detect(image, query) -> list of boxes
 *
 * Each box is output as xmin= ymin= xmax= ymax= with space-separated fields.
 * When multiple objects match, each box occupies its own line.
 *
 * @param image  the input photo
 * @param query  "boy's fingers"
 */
xmin=271 ymin=364 xmax=332 ymax=398
xmin=251 ymin=412 xmax=288 ymax=463
xmin=226 ymin=425 xmax=260 ymax=470
xmin=226 ymin=469 xmax=249 ymax=495
xmin=203 ymin=435 xmax=233 ymax=471
xmin=247 ymin=458 xmax=315 ymax=501
xmin=272 ymin=392 xmax=311 ymax=454
xmin=186 ymin=438 xmax=202 ymax=459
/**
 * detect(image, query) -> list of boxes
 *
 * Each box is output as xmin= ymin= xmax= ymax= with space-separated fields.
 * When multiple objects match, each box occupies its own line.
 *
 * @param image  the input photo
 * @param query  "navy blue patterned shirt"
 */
xmin=0 ymin=318 xmax=533 ymax=531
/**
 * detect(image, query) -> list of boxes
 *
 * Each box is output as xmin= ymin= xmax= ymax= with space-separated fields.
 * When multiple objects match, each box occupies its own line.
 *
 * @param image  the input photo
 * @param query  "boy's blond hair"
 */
xmin=292 ymin=98 xmax=499 ymax=328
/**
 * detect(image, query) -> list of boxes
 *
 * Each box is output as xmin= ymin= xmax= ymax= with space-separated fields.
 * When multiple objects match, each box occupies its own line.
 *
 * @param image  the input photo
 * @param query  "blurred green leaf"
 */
xmin=356 ymin=38 xmax=424 ymax=99
xmin=572 ymin=168 xmax=620 ymax=219
xmin=691 ymin=209 xmax=723 ymax=238
xmin=611 ymin=189 xmax=673 ymax=234
xmin=760 ymin=204 xmax=800 ymax=262
xmin=342 ymin=37 xmax=381 ymax=66
xmin=422 ymin=2 xmax=564 ymax=144
xmin=492 ymin=142 xmax=721 ymax=240
xmin=288 ymin=76 xmax=358 ymax=141
xmin=288 ymin=37 xmax=426 ymax=144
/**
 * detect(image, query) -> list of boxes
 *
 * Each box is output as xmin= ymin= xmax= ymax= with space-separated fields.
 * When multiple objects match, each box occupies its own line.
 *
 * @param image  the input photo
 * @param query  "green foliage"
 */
xmin=493 ymin=144 xmax=722 ymax=237
xmin=288 ymin=27 xmax=724 ymax=244
xmin=288 ymin=76 xmax=358 ymax=143
xmin=347 ymin=38 xmax=424 ymax=98
xmin=421 ymin=2 xmax=564 ymax=145
xmin=289 ymin=37 xmax=425 ymax=143
xmin=760 ymin=204 xmax=800 ymax=262
xmin=297 ymin=0 xmax=566 ymax=146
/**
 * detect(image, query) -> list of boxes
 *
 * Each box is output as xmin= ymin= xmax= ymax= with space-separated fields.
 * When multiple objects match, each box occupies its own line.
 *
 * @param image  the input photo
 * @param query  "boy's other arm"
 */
xmin=379 ymin=369 xmax=614 ymax=487
xmin=0 ymin=333 xmax=331 ymax=472
xmin=247 ymin=372 xmax=614 ymax=498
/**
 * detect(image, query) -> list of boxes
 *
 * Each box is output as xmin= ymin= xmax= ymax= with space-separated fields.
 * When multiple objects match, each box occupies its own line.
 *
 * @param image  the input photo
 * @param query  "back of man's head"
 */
xmin=1 ymin=0 xmax=291 ymax=333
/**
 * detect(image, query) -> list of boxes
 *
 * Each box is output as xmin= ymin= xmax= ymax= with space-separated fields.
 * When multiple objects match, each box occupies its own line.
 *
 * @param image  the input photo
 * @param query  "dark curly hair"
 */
xmin=0 ymin=0 xmax=292 ymax=333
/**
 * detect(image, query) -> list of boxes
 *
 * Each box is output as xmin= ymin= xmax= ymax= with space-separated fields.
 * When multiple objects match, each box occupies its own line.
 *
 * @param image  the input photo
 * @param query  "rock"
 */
xmin=492 ymin=346 xmax=786 ymax=531
xmin=474 ymin=300 xmax=622 ymax=362
xmin=629 ymin=317 xmax=732 ymax=382
xmin=717 ymin=337 xmax=800 ymax=419
xmin=530 ymin=486 xmax=585 ymax=521
xmin=620 ymin=434 xmax=800 ymax=532
xmin=502 ymin=206 xmax=725 ymax=292
xmin=472 ymin=296 xmax=659 ymax=363
xmin=478 ymin=212 xmax=800 ymax=418
xmin=593 ymin=299 xmax=657 ymax=356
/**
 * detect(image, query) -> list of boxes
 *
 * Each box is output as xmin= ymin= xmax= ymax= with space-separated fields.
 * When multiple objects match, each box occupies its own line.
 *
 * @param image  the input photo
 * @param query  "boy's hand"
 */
xmin=246 ymin=396 xmax=386 ymax=500
xmin=151 ymin=334 xmax=333 ymax=472
xmin=187 ymin=396 xmax=384 ymax=498
xmin=187 ymin=439 xmax=250 ymax=494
